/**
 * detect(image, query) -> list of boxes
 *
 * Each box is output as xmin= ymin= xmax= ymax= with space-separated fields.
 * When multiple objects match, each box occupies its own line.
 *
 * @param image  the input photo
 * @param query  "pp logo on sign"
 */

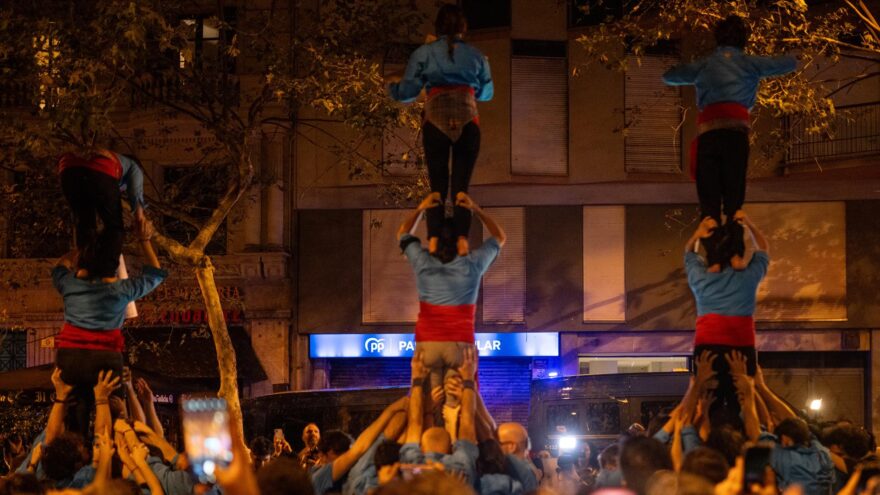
xmin=364 ymin=337 xmax=385 ymax=354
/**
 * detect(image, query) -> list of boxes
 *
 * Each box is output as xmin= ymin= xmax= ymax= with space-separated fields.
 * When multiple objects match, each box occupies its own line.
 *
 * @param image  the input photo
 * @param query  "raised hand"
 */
xmin=51 ymin=368 xmax=73 ymax=402
xmin=94 ymin=370 xmax=122 ymax=402
xmin=458 ymin=346 xmax=478 ymax=381
xmin=134 ymin=378 xmax=154 ymax=402
xmin=696 ymin=216 xmax=718 ymax=238
xmin=431 ymin=386 xmax=445 ymax=412
xmin=418 ymin=192 xmax=441 ymax=212
xmin=725 ymin=350 xmax=749 ymax=377
xmin=694 ymin=350 xmax=717 ymax=385
xmin=411 ymin=349 xmax=429 ymax=381
xmin=454 ymin=192 xmax=479 ymax=212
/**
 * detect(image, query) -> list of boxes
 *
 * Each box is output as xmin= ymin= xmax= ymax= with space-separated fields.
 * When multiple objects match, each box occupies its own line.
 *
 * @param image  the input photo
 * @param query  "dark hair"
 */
xmin=556 ymin=454 xmax=577 ymax=473
xmin=0 ymin=472 xmax=43 ymax=495
xmin=375 ymin=440 xmax=402 ymax=470
xmin=257 ymin=457 xmax=315 ymax=495
xmin=599 ymin=443 xmax=620 ymax=469
xmin=702 ymin=228 xmax=731 ymax=270
xmin=619 ymin=437 xmax=673 ymax=495
xmin=477 ymin=439 xmax=508 ymax=476
xmin=705 ymin=425 xmax=745 ymax=467
xmin=431 ymin=219 xmax=458 ymax=264
xmin=824 ymin=425 xmax=871 ymax=460
xmin=42 ymin=432 xmax=84 ymax=482
xmin=435 ymin=4 xmax=467 ymax=60
xmin=714 ymin=15 xmax=750 ymax=49
xmin=250 ymin=436 xmax=273 ymax=458
xmin=318 ymin=430 xmax=353 ymax=456
xmin=775 ymin=418 xmax=811 ymax=447
xmin=681 ymin=447 xmax=729 ymax=485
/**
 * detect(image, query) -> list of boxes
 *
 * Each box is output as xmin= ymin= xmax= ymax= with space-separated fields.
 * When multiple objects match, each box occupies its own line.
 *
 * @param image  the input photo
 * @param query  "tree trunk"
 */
xmin=193 ymin=257 xmax=246 ymax=448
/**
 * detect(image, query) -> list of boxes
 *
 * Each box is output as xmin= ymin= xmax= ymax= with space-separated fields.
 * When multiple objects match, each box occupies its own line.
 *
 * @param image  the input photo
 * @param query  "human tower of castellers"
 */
xmin=5 ymin=4 xmax=865 ymax=495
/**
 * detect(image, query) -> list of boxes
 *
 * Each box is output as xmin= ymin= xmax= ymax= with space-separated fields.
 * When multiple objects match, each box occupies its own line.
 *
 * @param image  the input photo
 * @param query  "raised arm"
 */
xmin=457 ymin=346 xmax=478 ymax=444
xmin=754 ymin=365 xmax=796 ymax=423
xmin=135 ymin=378 xmax=165 ymax=439
xmin=405 ymin=349 xmax=429 ymax=444
xmin=118 ymin=154 xmax=146 ymax=215
xmin=397 ymin=193 xmax=440 ymax=240
xmin=736 ymin=211 xmax=768 ymax=253
xmin=685 ymin=217 xmax=718 ymax=254
xmin=136 ymin=219 xmax=161 ymax=269
xmin=123 ymin=368 xmax=147 ymax=425
xmin=456 ymin=193 xmax=506 ymax=247
xmin=662 ymin=60 xmax=702 ymax=86
xmin=46 ymin=368 xmax=73 ymax=444
xmin=94 ymin=370 xmax=121 ymax=440
xmin=727 ymin=352 xmax=760 ymax=442
xmin=332 ymin=394 xmax=409 ymax=481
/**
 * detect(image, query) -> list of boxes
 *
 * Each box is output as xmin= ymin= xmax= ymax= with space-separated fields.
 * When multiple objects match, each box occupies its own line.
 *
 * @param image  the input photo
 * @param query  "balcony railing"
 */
xmin=786 ymin=101 xmax=880 ymax=164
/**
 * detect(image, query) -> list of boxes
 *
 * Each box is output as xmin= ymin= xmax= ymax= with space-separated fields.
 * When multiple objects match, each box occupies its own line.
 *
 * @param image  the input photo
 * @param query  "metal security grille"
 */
xmin=0 ymin=330 xmax=27 ymax=372
xmin=786 ymin=102 xmax=880 ymax=163
xmin=624 ymin=55 xmax=682 ymax=174
xmin=511 ymin=56 xmax=568 ymax=176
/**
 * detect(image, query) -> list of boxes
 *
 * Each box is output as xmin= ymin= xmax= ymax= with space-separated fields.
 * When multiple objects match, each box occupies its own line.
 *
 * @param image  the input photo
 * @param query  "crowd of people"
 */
xmin=0 ymin=3 xmax=871 ymax=495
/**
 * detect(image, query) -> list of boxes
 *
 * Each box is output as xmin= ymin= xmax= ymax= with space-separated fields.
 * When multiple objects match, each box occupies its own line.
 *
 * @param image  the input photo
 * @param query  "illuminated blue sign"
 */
xmin=310 ymin=333 xmax=559 ymax=358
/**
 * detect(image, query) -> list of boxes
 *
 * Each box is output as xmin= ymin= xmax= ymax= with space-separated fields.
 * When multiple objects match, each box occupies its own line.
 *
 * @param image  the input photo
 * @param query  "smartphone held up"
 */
xmin=182 ymin=397 xmax=234 ymax=484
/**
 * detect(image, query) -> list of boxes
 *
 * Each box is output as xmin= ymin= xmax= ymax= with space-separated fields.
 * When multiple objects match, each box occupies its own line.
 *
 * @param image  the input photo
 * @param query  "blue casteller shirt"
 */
xmin=147 ymin=456 xmax=195 ymax=495
xmin=116 ymin=152 xmax=147 ymax=212
xmin=400 ymin=440 xmax=479 ymax=486
xmin=401 ymin=234 xmax=501 ymax=306
xmin=312 ymin=462 xmax=347 ymax=495
xmin=388 ymin=37 xmax=493 ymax=103
xmin=478 ymin=473 xmax=523 ymax=495
xmin=505 ymin=455 xmax=538 ymax=492
xmin=15 ymin=429 xmax=96 ymax=489
xmin=685 ymin=251 xmax=769 ymax=316
xmin=342 ymin=434 xmax=386 ymax=495
xmin=760 ymin=432 xmax=835 ymax=495
xmin=52 ymin=265 xmax=168 ymax=329
xmin=662 ymin=47 xmax=796 ymax=109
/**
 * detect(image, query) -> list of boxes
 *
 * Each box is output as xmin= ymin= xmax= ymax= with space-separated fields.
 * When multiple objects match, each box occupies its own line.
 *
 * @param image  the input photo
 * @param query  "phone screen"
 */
xmin=743 ymin=445 xmax=772 ymax=490
xmin=182 ymin=397 xmax=233 ymax=484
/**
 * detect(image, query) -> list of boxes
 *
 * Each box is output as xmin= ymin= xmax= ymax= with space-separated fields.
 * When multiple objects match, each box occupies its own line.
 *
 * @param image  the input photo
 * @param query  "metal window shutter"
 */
xmin=511 ymin=57 xmax=568 ymax=175
xmin=362 ymin=209 xmax=424 ymax=323
xmin=482 ymin=207 xmax=525 ymax=323
xmin=583 ymin=206 xmax=626 ymax=322
xmin=624 ymin=55 xmax=682 ymax=174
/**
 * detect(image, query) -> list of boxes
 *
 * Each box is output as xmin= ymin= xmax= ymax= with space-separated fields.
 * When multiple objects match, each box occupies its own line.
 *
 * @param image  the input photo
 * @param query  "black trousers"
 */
xmin=56 ymin=348 xmax=124 ymax=439
xmin=422 ymin=121 xmax=481 ymax=239
xmin=693 ymin=344 xmax=757 ymax=423
xmin=695 ymin=129 xmax=749 ymax=223
xmin=60 ymin=167 xmax=123 ymax=277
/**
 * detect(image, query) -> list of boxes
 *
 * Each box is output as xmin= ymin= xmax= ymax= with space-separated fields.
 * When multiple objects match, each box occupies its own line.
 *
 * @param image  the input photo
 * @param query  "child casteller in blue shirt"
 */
xmin=388 ymin=4 xmax=493 ymax=258
xmin=663 ymin=15 xmax=795 ymax=240
xmin=52 ymin=218 xmax=166 ymax=435
xmin=397 ymin=192 xmax=505 ymax=407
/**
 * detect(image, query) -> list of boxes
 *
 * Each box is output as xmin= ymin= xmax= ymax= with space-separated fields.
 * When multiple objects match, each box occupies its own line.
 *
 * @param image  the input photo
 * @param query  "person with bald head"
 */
xmin=298 ymin=423 xmax=321 ymax=470
xmin=497 ymin=422 xmax=539 ymax=492
xmin=400 ymin=347 xmax=479 ymax=486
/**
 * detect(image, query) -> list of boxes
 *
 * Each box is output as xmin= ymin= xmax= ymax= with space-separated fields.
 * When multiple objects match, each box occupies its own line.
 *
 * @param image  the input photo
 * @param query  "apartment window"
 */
xmin=569 ymin=0 xmax=626 ymax=27
xmin=0 ymin=330 xmax=27 ymax=372
xmin=624 ymin=54 xmax=682 ymax=174
xmin=482 ymin=208 xmax=525 ymax=323
xmin=362 ymin=210 xmax=425 ymax=323
xmin=583 ymin=206 xmax=626 ymax=322
xmin=162 ymin=166 xmax=227 ymax=255
xmin=461 ymin=0 xmax=511 ymax=30
xmin=179 ymin=8 xmax=236 ymax=71
xmin=511 ymin=40 xmax=568 ymax=176
xmin=578 ymin=356 xmax=689 ymax=375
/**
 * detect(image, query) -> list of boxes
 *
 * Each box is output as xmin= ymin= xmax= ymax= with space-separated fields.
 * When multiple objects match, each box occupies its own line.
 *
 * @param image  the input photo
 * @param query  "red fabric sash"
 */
xmin=415 ymin=302 xmax=476 ymax=343
xmin=426 ymin=85 xmax=480 ymax=125
xmin=58 ymin=153 xmax=123 ymax=181
xmin=688 ymin=103 xmax=750 ymax=180
xmin=694 ymin=314 xmax=755 ymax=347
xmin=56 ymin=323 xmax=125 ymax=352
